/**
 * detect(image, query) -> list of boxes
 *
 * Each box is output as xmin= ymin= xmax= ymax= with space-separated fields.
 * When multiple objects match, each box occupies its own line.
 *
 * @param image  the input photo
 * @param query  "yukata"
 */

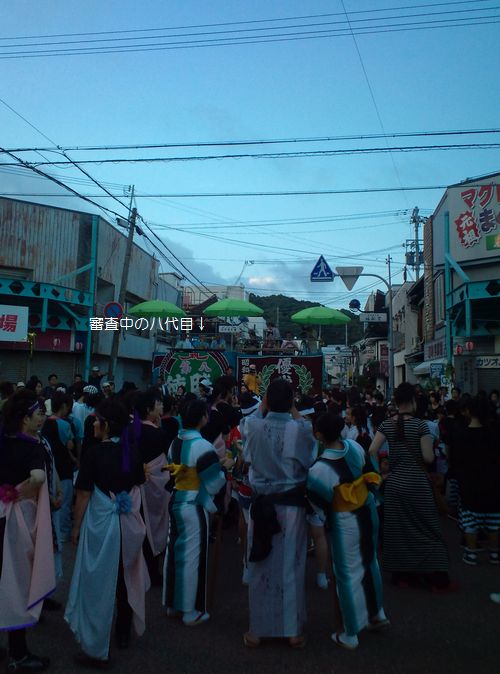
xmin=163 ymin=429 xmax=226 ymax=615
xmin=138 ymin=423 xmax=170 ymax=558
xmin=242 ymin=410 xmax=316 ymax=638
xmin=40 ymin=435 xmax=63 ymax=578
xmin=65 ymin=439 xmax=149 ymax=661
xmin=0 ymin=436 xmax=56 ymax=632
xmin=307 ymin=439 xmax=385 ymax=637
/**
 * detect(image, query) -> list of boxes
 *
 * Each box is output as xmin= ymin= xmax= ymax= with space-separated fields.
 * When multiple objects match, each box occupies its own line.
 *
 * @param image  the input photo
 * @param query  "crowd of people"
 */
xmin=1 ymin=367 xmax=499 ymax=671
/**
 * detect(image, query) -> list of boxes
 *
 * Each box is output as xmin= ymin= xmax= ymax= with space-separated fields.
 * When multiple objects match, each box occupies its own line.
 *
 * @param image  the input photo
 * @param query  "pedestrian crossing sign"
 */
xmin=310 ymin=255 xmax=334 ymax=282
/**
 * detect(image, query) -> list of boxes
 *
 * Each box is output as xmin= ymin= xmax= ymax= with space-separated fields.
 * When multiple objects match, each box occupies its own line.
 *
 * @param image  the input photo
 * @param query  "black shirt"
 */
xmin=0 ymin=436 xmax=46 ymax=486
xmin=160 ymin=417 xmax=180 ymax=453
xmin=75 ymin=440 xmax=145 ymax=496
xmin=453 ymin=426 xmax=500 ymax=512
xmin=202 ymin=402 xmax=240 ymax=443
xmin=138 ymin=424 xmax=170 ymax=464
xmin=42 ymin=417 xmax=74 ymax=480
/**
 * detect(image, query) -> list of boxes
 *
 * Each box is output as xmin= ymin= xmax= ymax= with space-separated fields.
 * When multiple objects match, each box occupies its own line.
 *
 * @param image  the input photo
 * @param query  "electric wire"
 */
xmin=0 ymin=185 xmax=452 ymax=198
xmin=1 ymin=142 xmax=498 ymax=167
xmin=0 ymin=4 xmax=497 ymax=58
xmin=6 ymin=127 xmax=500 ymax=153
xmin=0 ymin=19 xmax=497 ymax=60
xmin=0 ymin=1 xmax=493 ymax=41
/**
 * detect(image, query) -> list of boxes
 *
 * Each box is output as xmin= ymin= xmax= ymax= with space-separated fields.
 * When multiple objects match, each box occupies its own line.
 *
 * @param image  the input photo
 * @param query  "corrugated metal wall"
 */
xmin=97 ymin=221 xmax=157 ymax=300
xmin=0 ymin=198 xmax=83 ymax=282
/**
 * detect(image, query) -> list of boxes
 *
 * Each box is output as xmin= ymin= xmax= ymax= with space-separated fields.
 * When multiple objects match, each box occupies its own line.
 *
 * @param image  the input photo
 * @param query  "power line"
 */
xmin=0 ymin=12 xmax=498 ymax=58
xmin=138 ymin=218 xmax=214 ymax=299
xmin=0 ymin=4 xmax=497 ymax=50
xmin=0 ymin=185 xmax=452 ymax=198
xmin=341 ymin=0 xmax=410 ymax=210
xmin=0 ymin=148 xmax=128 ymax=221
xmin=0 ymin=96 xmax=132 ymax=218
xmin=146 ymin=219 xmax=405 ymax=263
xmin=7 ymin=127 xmax=500 ymax=153
xmin=1 ymin=142 xmax=498 ymax=167
xmin=0 ymin=1 xmax=493 ymax=41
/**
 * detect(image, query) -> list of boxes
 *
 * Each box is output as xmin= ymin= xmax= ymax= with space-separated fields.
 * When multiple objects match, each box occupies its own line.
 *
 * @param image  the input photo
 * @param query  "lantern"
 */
xmin=52 ymin=338 xmax=61 ymax=349
xmin=465 ymin=341 xmax=475 ymax=352
xmin=75 ymin=341 xmax=83 ymax=352
xmin=454 ymin=344 xmax=463 ymax=355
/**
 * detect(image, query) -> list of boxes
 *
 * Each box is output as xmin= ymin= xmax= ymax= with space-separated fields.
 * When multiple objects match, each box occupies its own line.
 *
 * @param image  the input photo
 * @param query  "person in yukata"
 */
xmin=163 ymin=399 xmax=226 ymax=626
xmin=65 ymin=398 xmax=149 ymax=668
xmin=0 ymin=390 xmax=56 ymax=673
xmin=307 ymin=412 xmax=388 ymax=650
xmin=242 ymin=378 xmax=316 ymax=649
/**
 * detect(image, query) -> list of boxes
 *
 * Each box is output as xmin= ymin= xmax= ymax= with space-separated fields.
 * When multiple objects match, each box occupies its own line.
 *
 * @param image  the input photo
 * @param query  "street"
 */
xmin=5 ymin=517 xmax=500 ymax=674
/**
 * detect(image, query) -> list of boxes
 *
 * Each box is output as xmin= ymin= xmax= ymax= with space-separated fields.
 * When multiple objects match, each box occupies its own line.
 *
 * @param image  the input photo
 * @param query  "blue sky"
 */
xmin=1 ymin=0 xmax=499 ymax=307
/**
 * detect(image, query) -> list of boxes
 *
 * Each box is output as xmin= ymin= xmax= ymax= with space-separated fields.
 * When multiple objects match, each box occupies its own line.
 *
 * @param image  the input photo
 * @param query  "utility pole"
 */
xmin=110 ymin=186 xmax=136 ymax=377
xmin=412 ymin=207 xmax=421 ymax=278
xmin=406 ymin=207 xmax=425 ymax=279
xmin=386 ymin=255 xmax=395 ymax=399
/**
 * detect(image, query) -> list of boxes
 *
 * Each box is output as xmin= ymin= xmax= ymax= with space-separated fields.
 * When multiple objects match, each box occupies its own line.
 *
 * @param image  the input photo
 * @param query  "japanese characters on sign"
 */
xmin=89 ymin=316 xmax=204 ymax=331
xmin=0 ymin=305 xmax=29 ymax=342
xmin=453 ymin=183 xmax=500 ymax=253
xmin=424 ymin=338 xmax=445 ymax=361
xmin=475 ymin=356 xmax=500 ymax=369
xmin=237 ymin=355 xmax=323 ymax=396
xmin=152 ymin=350 xmax=231 ymax=393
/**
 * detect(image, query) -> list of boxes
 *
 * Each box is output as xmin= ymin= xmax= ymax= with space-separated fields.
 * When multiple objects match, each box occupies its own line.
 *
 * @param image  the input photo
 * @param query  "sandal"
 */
xmin=288 ymin=636 xmax=306 ymax=650
xmin=183 ymin=611 xmax=210 ymax=626
xmin=243 ymin=633 xmax=261 ymax=648
xmin=331 ymin=632 xmax=358 ymax=650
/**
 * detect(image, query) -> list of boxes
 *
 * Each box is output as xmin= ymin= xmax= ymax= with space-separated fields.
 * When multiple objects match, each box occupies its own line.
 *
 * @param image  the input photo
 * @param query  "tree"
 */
xmin=249 ymin=294 xmax=363 ymax=345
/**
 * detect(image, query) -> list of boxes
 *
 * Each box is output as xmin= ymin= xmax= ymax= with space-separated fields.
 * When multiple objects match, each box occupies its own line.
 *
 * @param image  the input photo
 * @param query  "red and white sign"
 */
xmin=0 ymin=305 xmax=28 ymax=342
xmin=450 ymin=181 xmax=500 ymax=262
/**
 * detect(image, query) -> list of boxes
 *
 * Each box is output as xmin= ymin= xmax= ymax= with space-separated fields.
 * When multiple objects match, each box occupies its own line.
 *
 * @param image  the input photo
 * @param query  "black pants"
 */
xmin=115 ymin=560 xmax=133 ymax=639
xmin=142 ymin=537 xmax=162 ymax=585
xmin=8 ymin=629 xmax=27 ymax=660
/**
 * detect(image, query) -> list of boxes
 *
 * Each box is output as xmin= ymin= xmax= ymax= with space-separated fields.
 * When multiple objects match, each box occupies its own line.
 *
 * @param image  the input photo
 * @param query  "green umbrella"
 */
xmin=128 ymin=299 xmax=186 ymax=318
xmin=291 ymin=306 xmax=351 ymax=325
xmin=203 ymin=298 xmax=264 ymax=318
xmin=291 ymin=306 xmax=350 ymax=340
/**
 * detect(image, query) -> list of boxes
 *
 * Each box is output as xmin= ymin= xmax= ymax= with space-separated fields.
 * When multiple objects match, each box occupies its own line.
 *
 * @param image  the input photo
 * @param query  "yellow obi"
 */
xmin=165 ymin=463 xmax=200 ymax=491
xmin=332 ymin=472 xmax=381 ymax=513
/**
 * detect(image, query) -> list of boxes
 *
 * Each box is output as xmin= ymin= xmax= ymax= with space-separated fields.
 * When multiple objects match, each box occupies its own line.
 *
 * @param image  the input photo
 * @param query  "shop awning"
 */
xmin=412 ymin=358 xmax=446 ymax=376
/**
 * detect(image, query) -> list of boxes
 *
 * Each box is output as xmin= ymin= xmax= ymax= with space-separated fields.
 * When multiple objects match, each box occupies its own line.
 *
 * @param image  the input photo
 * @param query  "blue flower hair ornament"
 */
xmin=114 ymin=491 xmax=132 ymax=514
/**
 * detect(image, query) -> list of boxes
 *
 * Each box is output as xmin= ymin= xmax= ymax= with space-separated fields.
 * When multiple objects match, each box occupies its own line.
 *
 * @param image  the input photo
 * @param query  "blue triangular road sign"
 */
xmin=310 ymin=255 xmax=334 ymax=282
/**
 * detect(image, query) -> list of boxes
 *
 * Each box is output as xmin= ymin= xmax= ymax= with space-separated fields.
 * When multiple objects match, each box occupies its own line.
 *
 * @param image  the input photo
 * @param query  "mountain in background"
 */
xmin=249 ymin=293 xmax=363 ymax=345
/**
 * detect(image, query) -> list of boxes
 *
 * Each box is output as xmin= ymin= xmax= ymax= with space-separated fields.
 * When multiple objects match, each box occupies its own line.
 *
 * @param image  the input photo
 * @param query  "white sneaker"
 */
xmin=490 ymin=593 xmax=500 ymax=604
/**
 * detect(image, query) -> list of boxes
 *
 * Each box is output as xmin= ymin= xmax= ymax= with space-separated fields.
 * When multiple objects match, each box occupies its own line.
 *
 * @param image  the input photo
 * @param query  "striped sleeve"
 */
xmin=306 ymin=460 xmax=337 ymax=524
xmin=193 ymin=440 xmax=226 ymax=513
xmin=196 ymin=448 xmax=226 ymax=496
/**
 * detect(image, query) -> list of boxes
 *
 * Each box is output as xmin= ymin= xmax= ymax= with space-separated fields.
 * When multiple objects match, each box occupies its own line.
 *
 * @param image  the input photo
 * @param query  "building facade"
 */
xmin=424 ymin=172 xmax=500 ymax=392
xmin=0 ymin=197 xmax=179 ymax=387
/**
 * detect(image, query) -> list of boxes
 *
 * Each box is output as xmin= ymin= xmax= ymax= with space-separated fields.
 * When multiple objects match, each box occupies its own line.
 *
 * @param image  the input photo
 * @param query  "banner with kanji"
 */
xmin=0 ymin=305 xmax=28 ymax=342
xmin=237 ymin=355 xmax=324 ymax=396
xmin=449 ymin=182 xmax=500 ymax=262
xmin=152 ymin=350 xmax=236 ymax=393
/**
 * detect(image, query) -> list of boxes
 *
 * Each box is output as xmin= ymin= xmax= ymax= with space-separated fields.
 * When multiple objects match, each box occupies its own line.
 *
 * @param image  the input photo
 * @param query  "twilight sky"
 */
xmin=1 ymin=0 xmax=499 ymax=307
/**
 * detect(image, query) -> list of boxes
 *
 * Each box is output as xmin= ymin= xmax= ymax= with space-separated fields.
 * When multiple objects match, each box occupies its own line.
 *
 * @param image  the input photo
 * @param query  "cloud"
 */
xmin=248 ymin=275 xmax=277 ymax=286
